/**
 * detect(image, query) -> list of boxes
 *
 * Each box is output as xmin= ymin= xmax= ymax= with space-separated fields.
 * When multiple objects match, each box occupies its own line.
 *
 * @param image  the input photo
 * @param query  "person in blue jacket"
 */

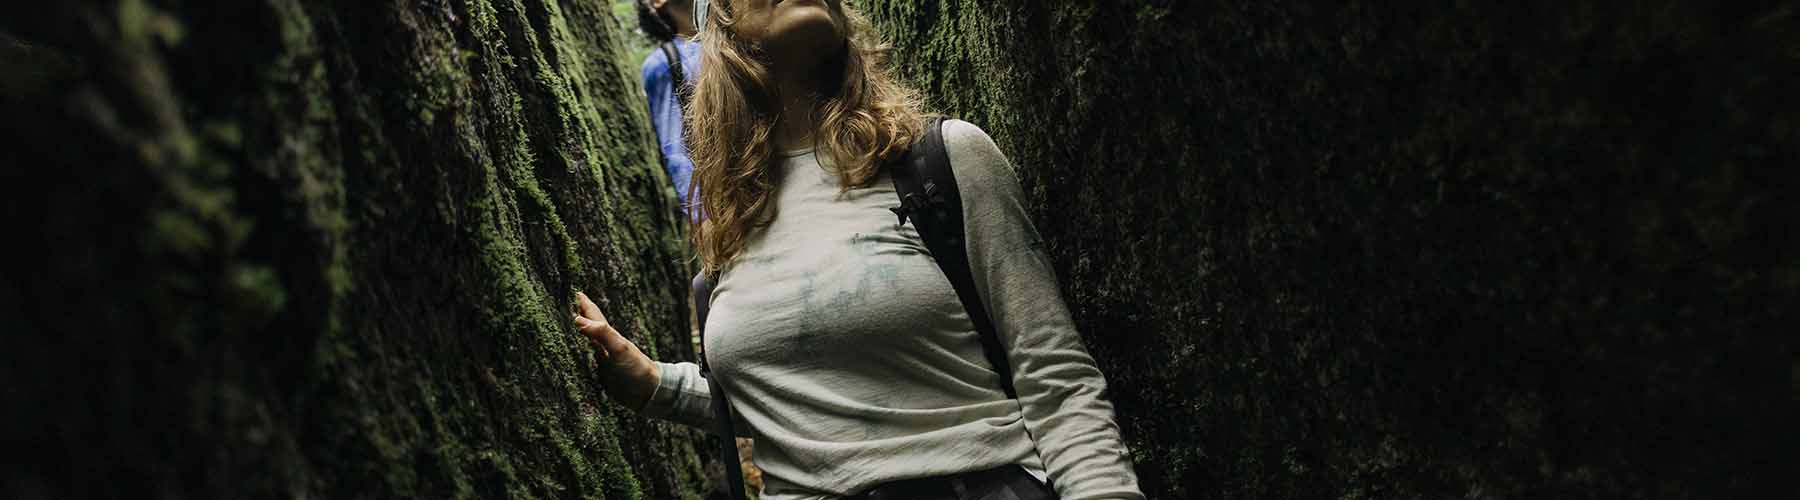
xmin=637 ymin=0 xmax=702 ymax=216
xmin=640 ymin=3 xmax=745 ymax=498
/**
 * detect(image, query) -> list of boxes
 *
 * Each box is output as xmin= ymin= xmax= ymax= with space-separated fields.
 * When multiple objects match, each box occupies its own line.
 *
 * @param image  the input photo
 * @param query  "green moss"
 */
xmin=117 ymin=0 xmax=185 ymax=46
xmin=13 ymin=0 xmax=704 ymax=497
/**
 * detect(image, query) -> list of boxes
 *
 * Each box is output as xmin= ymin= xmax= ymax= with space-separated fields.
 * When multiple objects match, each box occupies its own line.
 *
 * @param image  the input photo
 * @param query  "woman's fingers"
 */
xmin=574 ymin=314 xmax=632 ymax=359
xmin=574 ymin=315 xmax=606 ymax=340
xmin=572 ymin=292 xmax=618 ymax=356
xmin=574 ymin=291 xmax=607 ymax=323
xmin=574 ymin=318 xmax=611 ymax=357
xmin=574 ymin=316 xmax=609 ymax=359
xmin=567 ymin=290 xmax=659 ymax=409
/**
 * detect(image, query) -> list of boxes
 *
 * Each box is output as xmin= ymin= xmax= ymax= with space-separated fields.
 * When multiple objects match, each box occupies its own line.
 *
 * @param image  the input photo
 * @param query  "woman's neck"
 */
xmin=772 ymin=70 xmax=821 ymax=152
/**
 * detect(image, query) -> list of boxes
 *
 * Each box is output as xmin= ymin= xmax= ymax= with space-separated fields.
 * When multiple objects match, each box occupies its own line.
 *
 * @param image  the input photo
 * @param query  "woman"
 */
xmin=573 ymin=1 xmax=1144 ymax=499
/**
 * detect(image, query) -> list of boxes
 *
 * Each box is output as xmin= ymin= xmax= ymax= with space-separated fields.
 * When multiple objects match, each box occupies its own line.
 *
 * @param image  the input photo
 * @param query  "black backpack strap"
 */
xmin=888 ymin=118 xmax=1018 ymax=399
xmin=660 ymin=41 xmax=691 ymax=110
xmin=693 ymin=272 xmax=748 ymax=500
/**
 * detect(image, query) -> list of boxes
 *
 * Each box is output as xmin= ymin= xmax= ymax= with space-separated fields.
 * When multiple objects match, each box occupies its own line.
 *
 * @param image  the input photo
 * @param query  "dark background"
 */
xmin=866 ymin=1 xmax=1799 ymax=497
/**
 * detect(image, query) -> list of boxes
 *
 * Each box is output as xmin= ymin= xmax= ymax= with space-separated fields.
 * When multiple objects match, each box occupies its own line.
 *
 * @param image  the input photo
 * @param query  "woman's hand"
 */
xmin=572 ymin=291 xmax=662 ymax=411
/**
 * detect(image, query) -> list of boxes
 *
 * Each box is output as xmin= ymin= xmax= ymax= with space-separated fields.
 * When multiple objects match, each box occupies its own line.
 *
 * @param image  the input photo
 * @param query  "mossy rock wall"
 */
xmin=864 ymin=1 xmax=1799 ymax=498
xmin=2 ymin=0 xmax=704 ymax=498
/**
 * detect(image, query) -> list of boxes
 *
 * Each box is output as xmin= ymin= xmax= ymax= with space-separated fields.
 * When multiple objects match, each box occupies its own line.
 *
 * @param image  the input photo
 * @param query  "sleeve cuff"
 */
xmin=637 ymin=361 xmax=687 ymax=418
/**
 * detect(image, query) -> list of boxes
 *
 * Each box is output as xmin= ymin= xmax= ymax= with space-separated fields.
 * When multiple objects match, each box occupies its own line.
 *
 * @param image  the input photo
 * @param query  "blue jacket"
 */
xmin=642 ymin=38 xmax=702 ymax=216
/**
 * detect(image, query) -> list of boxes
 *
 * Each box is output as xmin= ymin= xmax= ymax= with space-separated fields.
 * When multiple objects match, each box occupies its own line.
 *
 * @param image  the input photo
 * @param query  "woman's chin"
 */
xmin=764 ymin=6 xmax=842 ymax=55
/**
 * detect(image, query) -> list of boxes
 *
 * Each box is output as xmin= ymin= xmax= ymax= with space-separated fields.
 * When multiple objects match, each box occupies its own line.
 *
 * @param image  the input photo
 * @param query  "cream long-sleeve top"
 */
xmin=638 ymin=120 xmax=1144 ymax=500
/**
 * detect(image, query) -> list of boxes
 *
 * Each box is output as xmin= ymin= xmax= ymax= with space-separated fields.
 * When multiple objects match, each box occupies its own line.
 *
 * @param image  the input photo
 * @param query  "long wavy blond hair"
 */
xmin=685 ymin=0 xmax=927 ymax=273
